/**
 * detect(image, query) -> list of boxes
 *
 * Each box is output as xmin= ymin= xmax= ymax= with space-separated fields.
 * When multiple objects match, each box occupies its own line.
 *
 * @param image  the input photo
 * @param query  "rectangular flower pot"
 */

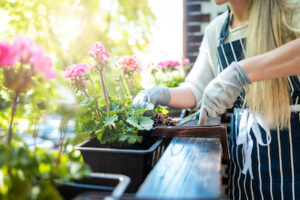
xmin=58 ymin=172 xmax=130 ymax=200
xmin=75 ymin=137 xmax=167 ymax=193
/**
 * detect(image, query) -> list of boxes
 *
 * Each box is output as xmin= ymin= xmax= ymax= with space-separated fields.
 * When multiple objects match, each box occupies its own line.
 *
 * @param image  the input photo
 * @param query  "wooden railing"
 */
xmin=76 ymin=125 xmax=228 ymax=200
xmin=136 ymin=137 xmax=223 ymax=199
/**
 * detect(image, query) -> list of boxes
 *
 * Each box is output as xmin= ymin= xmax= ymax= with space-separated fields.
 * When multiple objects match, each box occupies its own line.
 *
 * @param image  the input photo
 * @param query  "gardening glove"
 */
xmin=198 ymin=62 xmax=251 ymax=125
xmin=133 ymin=86 xmax=171 ymax=107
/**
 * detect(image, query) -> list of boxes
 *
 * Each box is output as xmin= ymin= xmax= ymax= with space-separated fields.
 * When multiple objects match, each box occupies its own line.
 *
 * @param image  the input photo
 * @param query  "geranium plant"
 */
xmin=152 ymin=59 xmax=185 ymax=88
xmin=65 ymin=42 xmax=159 ymax=146
xmin=0 ymin=36 xmax=90 ymax=199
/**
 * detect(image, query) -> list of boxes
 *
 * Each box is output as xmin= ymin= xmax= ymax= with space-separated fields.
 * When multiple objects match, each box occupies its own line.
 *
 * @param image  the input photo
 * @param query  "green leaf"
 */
xmin=38 ymin=163 xmax=51 ymax=174
xmin=80 ymin=120 xmax=97 ymax=134
xmin=139 ymin=117 xmax=154 ymax=130
xmin=95 ymin=128 xmax=105 ymax=141
xmin=126 ymin=116 xmax=140 ymax=128
xmin=103 ymin=114 xmax=118 ymax=127
xmin=118 ymin=134 xmax=142 ymax=144
xmin=126 ymin=116 xmax=153 ymax=130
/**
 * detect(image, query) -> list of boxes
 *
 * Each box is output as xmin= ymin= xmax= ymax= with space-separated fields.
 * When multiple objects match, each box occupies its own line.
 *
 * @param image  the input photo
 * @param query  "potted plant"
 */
xmin=0 ymin=36 xmax=130 ymax=199
xmin=64 ymin=42 xmax=168 ymax=192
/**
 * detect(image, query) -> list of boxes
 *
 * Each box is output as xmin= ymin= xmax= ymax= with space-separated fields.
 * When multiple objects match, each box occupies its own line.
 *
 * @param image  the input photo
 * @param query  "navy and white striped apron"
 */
xmin=217 ymin=11 xmax=300 ymax=200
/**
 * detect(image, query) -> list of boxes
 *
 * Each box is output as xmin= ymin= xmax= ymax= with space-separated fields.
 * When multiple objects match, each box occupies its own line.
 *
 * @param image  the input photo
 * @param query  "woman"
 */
xmin=134 ymin=0 xmax=300 ymax=199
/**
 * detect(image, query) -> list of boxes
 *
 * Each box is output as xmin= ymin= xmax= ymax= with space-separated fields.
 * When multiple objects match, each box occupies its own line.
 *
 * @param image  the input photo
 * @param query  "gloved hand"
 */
xmin=198 ymin=62 xmax=251 ymax=125
xmin=133 ymin=86 xmax=171 ymax=107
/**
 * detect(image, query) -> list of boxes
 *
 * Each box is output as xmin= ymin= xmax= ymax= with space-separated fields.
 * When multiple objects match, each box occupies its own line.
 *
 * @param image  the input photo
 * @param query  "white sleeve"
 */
xmin=180 ymin=33 xmax=215 ymax=110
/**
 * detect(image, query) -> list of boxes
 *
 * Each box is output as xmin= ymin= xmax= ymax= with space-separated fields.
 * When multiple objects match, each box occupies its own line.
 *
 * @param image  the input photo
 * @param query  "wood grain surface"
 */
xmin=136 ymin=137 xmax=222 ymax=199
xmin=149 ymin=125 xmax=229 ymax=160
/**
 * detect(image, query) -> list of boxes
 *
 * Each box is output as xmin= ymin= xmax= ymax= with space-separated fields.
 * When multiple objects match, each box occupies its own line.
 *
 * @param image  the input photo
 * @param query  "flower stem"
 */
xmin=83 ymin=90 xmax=90 ymax=98
xmin=130 ymin=74 xmax=134 ymax=95
xmin=33 ymin=111 xmax=41 ymax=150
xmin=7 ymin=92 xmax=19 ymax=145
xmin=55 ymin=117 xmax=67 ymax=174
xmin=122 ymin=73 xmax=132 ymax=97
xmin=116 ymin=78 xmax=128 ymax=119
xmin=99 ymin=70 xmax=110 ymax=116
xmin=101 ymin=62 xmax=112 ymax=103
xmin=89 ymin=77 xmax=104 ymax=117
xmin=154 ymin=74 xmax=158 ymax=86
xmin=104 ymin=84 xmax=112 ymax=103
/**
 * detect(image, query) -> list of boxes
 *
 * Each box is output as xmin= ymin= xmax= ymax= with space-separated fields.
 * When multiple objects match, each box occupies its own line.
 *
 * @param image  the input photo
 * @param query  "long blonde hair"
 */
xmin=245 ymin=0 xmax=300 ymax=129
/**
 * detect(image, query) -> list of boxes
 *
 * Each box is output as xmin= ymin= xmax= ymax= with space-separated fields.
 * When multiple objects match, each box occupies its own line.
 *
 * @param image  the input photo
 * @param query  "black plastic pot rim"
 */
xmin=75 ymin=138 xmax=164 ymax=154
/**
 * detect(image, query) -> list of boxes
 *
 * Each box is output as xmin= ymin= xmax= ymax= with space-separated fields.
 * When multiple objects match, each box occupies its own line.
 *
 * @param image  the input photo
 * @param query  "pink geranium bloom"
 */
xmin=30 ymin=46 xmax=57 ymax=79
xmin=158 ymin=60 xmax=180 ymax=71
xmin=0 ymin=35 xmax=56 ymax=79
xmin=88 ymin=42 xmax=110 ymax=61
xmin=12 ymin=36 xmax=35 ymax=64
xmin=158 ymin=61 xmax=167 ymax=70
xmin=64 ymin=63 xmax=91 ymax=79
xmin=116 ymin=55 xmax=141 ymax=73
xmin=44 ymin=69 xmax=57 ymax=79
xmin=0 ymin=40 xmax=18 ymax=67
xmin=183 ymin=58 xmax=190 ymax=65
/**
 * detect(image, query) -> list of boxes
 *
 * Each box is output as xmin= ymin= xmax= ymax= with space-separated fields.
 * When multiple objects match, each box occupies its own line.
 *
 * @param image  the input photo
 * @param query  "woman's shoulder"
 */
xmin=204 ymin=10 xmax=228 ymax=39
xmin=201 ymin=10 xmax=228 ymax=51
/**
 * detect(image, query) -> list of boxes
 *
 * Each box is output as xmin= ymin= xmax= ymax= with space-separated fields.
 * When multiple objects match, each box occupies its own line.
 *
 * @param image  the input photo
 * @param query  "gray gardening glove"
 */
xmin=198 ymin=62 xmax=251 ymax=125
xmin=133 ymin=86 xmax=171 ymax=107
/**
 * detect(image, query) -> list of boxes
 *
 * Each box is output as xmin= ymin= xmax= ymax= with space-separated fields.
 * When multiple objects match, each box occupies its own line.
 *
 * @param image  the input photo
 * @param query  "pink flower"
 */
xmin=12 ymin=36 xmax=35 ymax=64
xmin=158 ymin=60 xmax=180 ymax=71
xmin=64 ymin=63 xmax=91 ymax=79
xmin=0 ymin=40 xmax=18 ymax=67
xmin=0 ymin=35 xmax=56 ymax=79
xmin=30 ymin=46 xmax=57 ymax=79
xmin=157 ymin=61 xmax=167 ymax=70
xmin=116 ymin=55 xmax=141 ymax=73
xmin=88 ymin=42 xmax=110 ymax=61
xmin=43 ymin=69 xmax=57 ymax=79
xmin=183 ymin=58 xmax=190 ymax=65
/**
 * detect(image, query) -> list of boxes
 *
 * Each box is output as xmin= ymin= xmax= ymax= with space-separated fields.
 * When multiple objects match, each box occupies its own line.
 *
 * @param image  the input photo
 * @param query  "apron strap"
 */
xmin=218 ymin=10 xmax=231 ymax=46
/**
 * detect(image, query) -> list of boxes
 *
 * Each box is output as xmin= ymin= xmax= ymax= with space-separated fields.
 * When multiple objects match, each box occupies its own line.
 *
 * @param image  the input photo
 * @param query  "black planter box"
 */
xmin=58 ymin=172 xmax=130 ymax=200
xmin=75 ymin=137 xmax=167 ymax=192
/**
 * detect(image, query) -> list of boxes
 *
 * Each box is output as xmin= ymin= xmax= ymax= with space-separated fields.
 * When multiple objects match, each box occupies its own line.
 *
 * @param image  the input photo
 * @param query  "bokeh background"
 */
xmin=0 ymin=0 xmax=184 ymax=146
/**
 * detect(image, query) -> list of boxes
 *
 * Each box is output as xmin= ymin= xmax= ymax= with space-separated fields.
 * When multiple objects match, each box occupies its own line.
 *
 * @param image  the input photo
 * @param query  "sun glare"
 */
xmin=0 ymin=11 xmax=10 ymax=35
xmin=54 ymin=16 xmax=82 ymax=50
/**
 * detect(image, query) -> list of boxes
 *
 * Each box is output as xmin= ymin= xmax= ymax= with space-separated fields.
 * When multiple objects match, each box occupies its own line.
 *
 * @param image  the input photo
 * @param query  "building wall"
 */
xmin=183 ymin=0 xmax=227 ymax=65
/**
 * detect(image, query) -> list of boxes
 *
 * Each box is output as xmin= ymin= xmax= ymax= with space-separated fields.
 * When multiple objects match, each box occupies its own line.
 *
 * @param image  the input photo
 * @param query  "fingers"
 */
xmin=133 ymin=91 xmax=149 ymax=105
xmin=198 ymin=107 xmax=208 ymax=126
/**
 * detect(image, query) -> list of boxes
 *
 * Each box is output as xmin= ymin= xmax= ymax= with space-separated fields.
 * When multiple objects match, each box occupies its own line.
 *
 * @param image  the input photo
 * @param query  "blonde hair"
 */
xmin=245 ymin=0 xmax=300 ymax=129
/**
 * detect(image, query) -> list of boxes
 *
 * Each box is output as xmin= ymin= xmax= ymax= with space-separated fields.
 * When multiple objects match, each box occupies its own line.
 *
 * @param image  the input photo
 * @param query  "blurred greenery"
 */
xmin=0 ymin=140 xmax=90 ymax=199
xmin=0 ymin=0 xmax=155 ymax=140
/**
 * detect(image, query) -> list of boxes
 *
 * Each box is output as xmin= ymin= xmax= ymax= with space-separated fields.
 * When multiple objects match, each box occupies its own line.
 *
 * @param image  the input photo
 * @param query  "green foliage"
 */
xmin=0 ymin=141 xmax=90 ymax=200
xmin=160 ymin=76 xmax=184 ymax=88
xmin=78 ymin=96 xmax=157 ymax=146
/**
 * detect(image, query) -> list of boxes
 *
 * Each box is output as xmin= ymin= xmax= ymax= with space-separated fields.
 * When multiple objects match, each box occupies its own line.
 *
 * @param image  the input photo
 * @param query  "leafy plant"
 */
xmin=0 ymin=141 xmax=90 ymax=200
xmin=150 ymin=58 xmax=191 ymax=87
xmin=65 ymin=42 xmax=162 ymax=146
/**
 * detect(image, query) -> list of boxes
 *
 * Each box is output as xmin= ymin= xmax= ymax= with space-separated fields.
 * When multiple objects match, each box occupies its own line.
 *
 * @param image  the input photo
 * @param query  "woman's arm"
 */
xmin=240 ymin=38 xmax=300 ymax=82
xmin=168 ymin=87 xmax=196 ymax=109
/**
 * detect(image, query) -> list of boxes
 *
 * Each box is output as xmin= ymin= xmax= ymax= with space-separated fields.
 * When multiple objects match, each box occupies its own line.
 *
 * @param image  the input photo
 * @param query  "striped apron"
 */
xmin=217 ymin=12 xmax=300 ymax=200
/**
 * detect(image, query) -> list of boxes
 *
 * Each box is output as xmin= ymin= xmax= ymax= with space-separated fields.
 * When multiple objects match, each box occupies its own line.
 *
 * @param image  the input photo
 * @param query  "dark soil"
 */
xmin=152 ymin=113 xmax=178 ymax=127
